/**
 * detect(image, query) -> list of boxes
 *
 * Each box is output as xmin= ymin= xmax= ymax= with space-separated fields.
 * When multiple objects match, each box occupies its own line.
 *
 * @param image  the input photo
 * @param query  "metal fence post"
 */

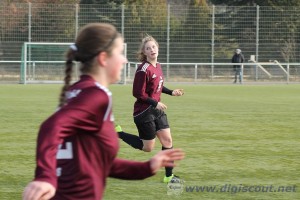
xmin=241 ymin=64 xmax=244 ymax=84
xmin=28 ymin=3 xmax=32 ymax=43
xmin=211 ymin=5 xmax=215 ymax=64
xmin=121 ymin=4 xmax=125 ymax=37
xmin=211 ymin=5 xmax=215 ymax=81
xmin=74 ymin=4 xmax=79 ymax=81
xmin=27 ymin=3 xmax=32 ymax=81
xmin=255 ymin=5 xmax=260 ymax=81
xmin=287 ymin=64 xmax=290 ymax=84
xmin=256 ymin=5 xmax=259 ymax=62
xmin=75 ymin=4 xmax=79 ymax=38
xmin=195 ymin=64 xmax=198 ymax=82
xmin=166 ymin=4 xmax=170 ymax=81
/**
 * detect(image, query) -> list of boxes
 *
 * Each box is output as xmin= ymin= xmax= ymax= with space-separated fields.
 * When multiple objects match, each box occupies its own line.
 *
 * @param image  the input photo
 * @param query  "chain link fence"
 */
xmin=0 ymin=3 xmax=299 ymax=83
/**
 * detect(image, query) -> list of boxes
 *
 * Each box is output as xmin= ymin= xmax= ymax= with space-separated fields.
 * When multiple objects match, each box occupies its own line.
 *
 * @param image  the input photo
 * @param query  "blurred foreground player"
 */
xmin=22 ymin=23 xmax=184 ymax=200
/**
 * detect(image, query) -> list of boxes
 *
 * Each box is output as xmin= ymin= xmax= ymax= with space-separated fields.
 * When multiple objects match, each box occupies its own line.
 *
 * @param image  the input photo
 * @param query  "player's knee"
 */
xmin=143 ymin=145 xmax=154 ymax=152
xmin=143 ymin=143 xmax=154 ymax=152
xmin=162 ymin=139 xmax=172 ymax=148
xmin=141 ymin=138 xmax=155 ymax=152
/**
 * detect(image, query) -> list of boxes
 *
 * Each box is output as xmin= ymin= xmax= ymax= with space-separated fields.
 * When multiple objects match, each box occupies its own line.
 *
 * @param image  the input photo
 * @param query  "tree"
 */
xmin=79 ymin=0 xmax=124 ymax=28
xmin=123 ymin=0 xmax=168 ymax=39
xmin=172 ymin=0 xmax=212 ymax=62
xmin=80 ymin=0 xmax=124 ymax=4
xmin=0 ymin=0 xmax=81 ymax=63
xmin=209 ymin=0 xmax=300 ymax=62
xmin=210 ymin=0 xmax=261 ymax=6
xmin=121 ymin=0 xmax=168 ymax=61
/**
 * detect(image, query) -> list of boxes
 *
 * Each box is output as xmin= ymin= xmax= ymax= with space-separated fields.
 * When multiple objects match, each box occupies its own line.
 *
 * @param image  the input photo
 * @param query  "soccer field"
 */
xmin=0 ymin=84 xmax=299 ymax=200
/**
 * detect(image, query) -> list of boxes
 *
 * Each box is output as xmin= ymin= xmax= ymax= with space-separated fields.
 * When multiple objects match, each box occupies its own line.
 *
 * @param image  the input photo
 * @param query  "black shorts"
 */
xmin=134 ymin=106 xmax=169 ymax=140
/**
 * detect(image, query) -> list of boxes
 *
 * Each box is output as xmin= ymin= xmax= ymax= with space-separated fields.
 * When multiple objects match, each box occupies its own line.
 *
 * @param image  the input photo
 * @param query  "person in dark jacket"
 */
xmin=232 ymin=49 xmax=244 ymax=83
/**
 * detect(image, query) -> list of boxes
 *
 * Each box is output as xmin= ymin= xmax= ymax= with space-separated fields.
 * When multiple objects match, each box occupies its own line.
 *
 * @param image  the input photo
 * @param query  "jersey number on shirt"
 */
xmin=56 ymin=142 xmax=73 ymax=176
xmin=157 ymin=76 xmax=163 ymax=92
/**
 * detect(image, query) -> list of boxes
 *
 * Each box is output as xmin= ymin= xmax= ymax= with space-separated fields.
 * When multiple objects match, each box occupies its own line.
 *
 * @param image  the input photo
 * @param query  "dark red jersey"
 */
xmin=33 ymin=75 xmax=153 ymax=200
xmin=132 ymin=61 xmax=165 ymax=116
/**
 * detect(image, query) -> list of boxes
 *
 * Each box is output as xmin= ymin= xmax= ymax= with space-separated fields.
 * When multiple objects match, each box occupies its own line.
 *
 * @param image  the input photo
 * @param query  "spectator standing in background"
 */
xmin=232 ymin=49 xmax=244 ymax=84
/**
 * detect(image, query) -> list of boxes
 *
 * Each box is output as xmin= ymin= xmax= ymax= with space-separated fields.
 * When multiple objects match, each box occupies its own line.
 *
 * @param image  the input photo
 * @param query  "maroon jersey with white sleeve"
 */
xmin=132 ymin=61 xmax=164 ymax=116
xmin=33 ymin=75 xmax=153 ymax=200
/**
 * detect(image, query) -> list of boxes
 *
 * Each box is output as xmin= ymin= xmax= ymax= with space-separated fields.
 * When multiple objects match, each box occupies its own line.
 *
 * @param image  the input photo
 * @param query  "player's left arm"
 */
xmin=109 ymin=148 xmax=184 ymax=180
xmin=162 ymin=86 xmax=184 ymax=96
xmin=109 ymin=159 xmax=154 ymax=180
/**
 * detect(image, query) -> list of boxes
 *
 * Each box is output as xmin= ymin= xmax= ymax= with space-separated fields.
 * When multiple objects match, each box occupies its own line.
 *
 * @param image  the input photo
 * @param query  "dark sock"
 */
xmin=118 ymin=131 xmax=143 ymax=150
xmin=162 ymin=146 xmax=173 ymax=177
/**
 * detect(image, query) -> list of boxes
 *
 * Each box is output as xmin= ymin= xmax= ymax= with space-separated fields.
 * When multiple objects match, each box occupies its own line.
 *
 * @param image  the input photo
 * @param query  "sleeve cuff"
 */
xmin=146 ymin=97 xmax=158 ymax=107
xmin=162 ymin=86 xmax=173 ymax=96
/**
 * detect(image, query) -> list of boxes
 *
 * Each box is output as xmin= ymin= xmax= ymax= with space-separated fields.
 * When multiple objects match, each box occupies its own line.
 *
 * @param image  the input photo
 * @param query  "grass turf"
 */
xmin=0 ymin=84 xmax=299 ymax=199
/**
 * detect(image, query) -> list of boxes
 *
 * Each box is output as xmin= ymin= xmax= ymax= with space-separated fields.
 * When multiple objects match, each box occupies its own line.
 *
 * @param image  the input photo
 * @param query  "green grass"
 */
xmin=0 ymin=84 xmax=299 ymax=200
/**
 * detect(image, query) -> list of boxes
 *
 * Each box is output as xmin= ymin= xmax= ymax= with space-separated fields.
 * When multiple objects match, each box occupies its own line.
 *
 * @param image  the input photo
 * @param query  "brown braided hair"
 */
xmin=58 ymin=23 xmax=121 ymax=107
